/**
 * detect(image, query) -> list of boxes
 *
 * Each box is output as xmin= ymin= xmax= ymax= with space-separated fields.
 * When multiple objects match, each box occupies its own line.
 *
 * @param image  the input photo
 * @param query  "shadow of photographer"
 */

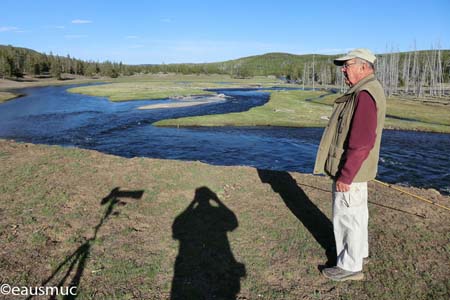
xmin=257 ymin=169 xmax=336 ymax=267
xmin=29 ymin=187 xmax=144 ymax=300
xmin=171 ymin=186 xmax=246 ymax=300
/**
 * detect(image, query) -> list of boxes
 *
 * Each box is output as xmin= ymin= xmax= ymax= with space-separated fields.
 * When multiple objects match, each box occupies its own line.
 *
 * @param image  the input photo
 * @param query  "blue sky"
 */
xmin=1 ymin=0 xmax=449 ymax=64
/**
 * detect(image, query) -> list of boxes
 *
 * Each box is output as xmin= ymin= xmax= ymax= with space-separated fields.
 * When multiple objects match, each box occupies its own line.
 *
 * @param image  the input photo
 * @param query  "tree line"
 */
xmin=0 ymin=45 xmax=123 ymax=79
xmin=376 ymin=47 xmax=448 ymax=97
xmin=1 ymin=44 xmax=449 ymax=98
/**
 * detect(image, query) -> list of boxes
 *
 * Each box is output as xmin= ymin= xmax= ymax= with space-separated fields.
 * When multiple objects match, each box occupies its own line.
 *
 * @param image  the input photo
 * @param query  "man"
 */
xmin=313 ymin=48 xmax=386 ymax=281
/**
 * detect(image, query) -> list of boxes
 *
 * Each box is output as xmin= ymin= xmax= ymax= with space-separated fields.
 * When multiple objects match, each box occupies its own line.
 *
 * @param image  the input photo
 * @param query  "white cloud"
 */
xmin=126 ymin=35 xmax=139 ymax=39
xmin=161 ymin=18 xmax=172 ymax=23
xmin=0 ymin=26 xmax=19 ymax=32
xmin=71 ymin=19 xmax=93 ymax=24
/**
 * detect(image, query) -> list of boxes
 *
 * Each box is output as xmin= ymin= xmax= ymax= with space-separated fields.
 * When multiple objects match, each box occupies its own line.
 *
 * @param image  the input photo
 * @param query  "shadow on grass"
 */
xmin=28 ymin=187 xmax=144 ymax=300
xmin=171 ymin=186 xmax=246 ymax=300
xmin=257 ymin=169 xmax=336 ymax=267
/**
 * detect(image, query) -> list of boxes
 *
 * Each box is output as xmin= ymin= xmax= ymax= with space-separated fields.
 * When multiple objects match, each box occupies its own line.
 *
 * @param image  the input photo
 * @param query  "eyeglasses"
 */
xmin=342 ymin=62 xmax=361 ymax=69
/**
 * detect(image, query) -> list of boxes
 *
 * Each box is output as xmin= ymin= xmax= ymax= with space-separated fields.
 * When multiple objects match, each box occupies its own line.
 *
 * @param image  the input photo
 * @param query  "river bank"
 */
xmin=155 ymin=89 xmax=450 ymax=133
xmin=2 ymin=74 xmax=450 ymax=133
xmin=0 ymin=139 xmax=449 ymax=299
xmin=0 ymin=75 xmax=105 ymax=103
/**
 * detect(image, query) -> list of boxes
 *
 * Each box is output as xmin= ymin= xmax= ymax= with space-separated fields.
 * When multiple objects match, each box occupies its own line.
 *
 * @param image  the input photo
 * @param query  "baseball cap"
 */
xmin=333 ymin=48 xmax=377 ymax=66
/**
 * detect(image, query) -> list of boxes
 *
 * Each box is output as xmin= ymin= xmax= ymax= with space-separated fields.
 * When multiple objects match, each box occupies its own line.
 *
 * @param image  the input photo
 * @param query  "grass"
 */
xmin=70 ymin=73 xmax=444 ymax=133
xmin=155 ymin=88 xmax=450 ymax=133
xmin=309 ymin=93 xmax=450 ymax=132
xmin=5 ymin=73 xmax=449 ymax=132
xmin=0 ymin=76 xmax=105 ymax=103
xmin=0 ymin=91 xmax=22 ymax=103
xmin=67 ymin=74 xmax=284 ymax=101
xmin=1 ymin=139 xmax=449 ymax=299
xmin=155 ymin=90 xmax=335 ymax=127
xmin=385 ymin=96 xmax=450 ymax=126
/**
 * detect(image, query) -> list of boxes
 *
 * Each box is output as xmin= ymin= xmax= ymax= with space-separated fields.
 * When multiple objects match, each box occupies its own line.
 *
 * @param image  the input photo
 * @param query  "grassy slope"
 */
xmin=208 ymin=52 xmax=333 ymax=75
xmin=0 ymin=140 xmax=449 ymax=299
xmin=309 ymin=93 xmax=450 ymax=132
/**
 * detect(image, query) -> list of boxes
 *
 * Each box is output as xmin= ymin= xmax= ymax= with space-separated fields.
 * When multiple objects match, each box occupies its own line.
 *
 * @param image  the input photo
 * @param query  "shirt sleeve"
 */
xmin=337 ymin=90 xmax=377 ymax=184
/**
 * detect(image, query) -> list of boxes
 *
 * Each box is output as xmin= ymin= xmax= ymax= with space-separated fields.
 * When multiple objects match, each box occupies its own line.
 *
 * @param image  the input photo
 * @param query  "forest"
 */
xmin=1 ymin=44 xmax=449 ymax=98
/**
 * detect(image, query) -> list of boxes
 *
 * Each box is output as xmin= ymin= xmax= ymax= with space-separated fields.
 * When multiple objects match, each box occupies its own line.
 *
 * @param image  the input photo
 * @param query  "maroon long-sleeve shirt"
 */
xmin=337 ymin=90 xmax=377 ymax=184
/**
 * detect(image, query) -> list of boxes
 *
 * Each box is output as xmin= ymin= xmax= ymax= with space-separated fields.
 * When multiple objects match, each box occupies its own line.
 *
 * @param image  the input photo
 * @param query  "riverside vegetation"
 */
xmin=2 ymin=44 xmax=449 ymax=132
xmin=0 ymin=74 xmax=450 ymax=133
xmin=2 ymin=72 xmax=449 ymax=132
xmin=63 ymin=74 xmax=450 ymax=133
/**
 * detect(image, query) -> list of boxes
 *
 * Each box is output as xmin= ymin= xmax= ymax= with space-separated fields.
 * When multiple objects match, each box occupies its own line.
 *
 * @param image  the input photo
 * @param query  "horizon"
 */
xmin=3 ymin=45 xmax=450 ymax=67
xmin=1 ymin=0 xmax=449 ymax=64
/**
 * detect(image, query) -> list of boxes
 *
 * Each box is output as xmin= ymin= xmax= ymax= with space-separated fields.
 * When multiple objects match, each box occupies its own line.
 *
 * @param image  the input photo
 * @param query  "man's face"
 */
xmin=341 ymin=59 xmax=365 ymax=86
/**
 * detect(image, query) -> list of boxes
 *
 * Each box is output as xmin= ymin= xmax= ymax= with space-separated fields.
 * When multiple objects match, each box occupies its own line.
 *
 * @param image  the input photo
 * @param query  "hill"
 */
xmin=2 ymin=44 xmax=450 ymax=98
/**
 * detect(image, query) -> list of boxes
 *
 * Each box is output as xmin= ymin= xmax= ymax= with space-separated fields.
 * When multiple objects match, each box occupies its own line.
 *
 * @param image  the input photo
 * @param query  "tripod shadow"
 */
xmin=171 ymin=186 xmax=246 ymax=300
xmin=257 ymin=169 xmax=336 ymax=266
xmin=28 ymin=187 xmax=144 ymax=300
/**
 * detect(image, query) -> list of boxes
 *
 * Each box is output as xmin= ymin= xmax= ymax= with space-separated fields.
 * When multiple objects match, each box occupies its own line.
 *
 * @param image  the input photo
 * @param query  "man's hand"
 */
xmin=336 ymin=180 xmax=351 ymax=192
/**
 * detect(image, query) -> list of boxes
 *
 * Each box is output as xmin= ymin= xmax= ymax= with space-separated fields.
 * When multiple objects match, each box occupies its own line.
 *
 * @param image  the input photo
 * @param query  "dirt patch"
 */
xmin=0 ymin=140 xmax=449 ymax=299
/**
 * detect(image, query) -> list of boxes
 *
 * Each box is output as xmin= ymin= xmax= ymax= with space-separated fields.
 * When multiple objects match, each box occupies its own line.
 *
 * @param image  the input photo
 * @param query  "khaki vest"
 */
xmin=313 ymin=74 xmax=386 ymax=182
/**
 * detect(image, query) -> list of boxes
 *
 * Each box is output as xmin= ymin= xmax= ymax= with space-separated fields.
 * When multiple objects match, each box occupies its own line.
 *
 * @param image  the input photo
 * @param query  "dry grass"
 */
xmin=1 ymin=140 xmax=449 ymax=299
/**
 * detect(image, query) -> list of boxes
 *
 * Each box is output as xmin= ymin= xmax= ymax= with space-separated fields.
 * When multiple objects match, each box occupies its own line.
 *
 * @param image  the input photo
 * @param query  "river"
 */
xmin=0 ymin=84 xmax=449 ymax=195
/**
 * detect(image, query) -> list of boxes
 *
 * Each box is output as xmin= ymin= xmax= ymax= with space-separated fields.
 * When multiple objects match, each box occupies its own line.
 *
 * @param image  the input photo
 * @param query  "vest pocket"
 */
xmin=325 ymin=145 xmax=345 ymax=176
xmin=337 ymin=115 xmax=344 ymax=133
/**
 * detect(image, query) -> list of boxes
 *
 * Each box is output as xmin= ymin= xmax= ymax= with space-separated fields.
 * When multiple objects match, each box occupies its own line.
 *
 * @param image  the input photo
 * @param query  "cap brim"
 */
xmin=333 ymin=55 xmax=355 ymax=66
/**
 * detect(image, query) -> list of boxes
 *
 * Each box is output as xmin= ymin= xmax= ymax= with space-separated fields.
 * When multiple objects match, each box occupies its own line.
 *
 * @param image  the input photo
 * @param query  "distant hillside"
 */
xmin=1 ymin=44 xmax=449 ymax=97
xmin=205 ymin=52 xmax=334 ymax=77
xmin=135 ymin=52 xmax=336 ymax=78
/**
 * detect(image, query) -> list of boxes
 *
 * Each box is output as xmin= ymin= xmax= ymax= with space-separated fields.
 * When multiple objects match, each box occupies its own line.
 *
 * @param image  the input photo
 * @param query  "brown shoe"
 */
xmin=322 ymin=266 xmax=364 ymax=281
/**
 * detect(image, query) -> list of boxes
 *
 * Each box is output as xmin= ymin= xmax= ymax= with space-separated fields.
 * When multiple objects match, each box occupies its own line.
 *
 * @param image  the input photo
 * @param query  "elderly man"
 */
xmin=314 ymin=48 xmax=386 ymax=281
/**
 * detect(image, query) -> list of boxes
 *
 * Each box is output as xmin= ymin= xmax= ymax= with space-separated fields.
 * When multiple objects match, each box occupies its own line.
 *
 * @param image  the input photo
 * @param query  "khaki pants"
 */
xmin=332 ymin=181 xmax=369 ymax=272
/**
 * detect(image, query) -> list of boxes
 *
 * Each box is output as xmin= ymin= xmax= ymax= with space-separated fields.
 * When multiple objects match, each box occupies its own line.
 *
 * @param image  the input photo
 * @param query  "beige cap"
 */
xmin=333 ymin=48 xmax=376 ymax=66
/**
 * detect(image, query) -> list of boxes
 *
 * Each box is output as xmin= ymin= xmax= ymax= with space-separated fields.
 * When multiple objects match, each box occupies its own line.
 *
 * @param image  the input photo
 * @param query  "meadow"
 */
xmin=64 ymin=74 xmax=450 ymax=133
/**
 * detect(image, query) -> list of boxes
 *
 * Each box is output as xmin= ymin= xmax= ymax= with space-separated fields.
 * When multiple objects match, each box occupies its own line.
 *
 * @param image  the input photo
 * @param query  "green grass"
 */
xmin=310 ymin=93 xmax=450 ymax=133
xmin=385 ymin=96 xmax=450 ymax=126
xmin=67 ymin=74 xmax=284 ymax=101
xmin=154 ymin=90 xmax=335 ymax=127
xmin=10 ymin=73 xmax=449 ymax=132
xmin=155 ymin=87 xmax=450 ymax=133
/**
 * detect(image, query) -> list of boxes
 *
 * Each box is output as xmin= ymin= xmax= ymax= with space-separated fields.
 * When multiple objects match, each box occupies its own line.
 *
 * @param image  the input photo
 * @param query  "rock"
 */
xmin=427 ymin=188 xmax=441 ymax=196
